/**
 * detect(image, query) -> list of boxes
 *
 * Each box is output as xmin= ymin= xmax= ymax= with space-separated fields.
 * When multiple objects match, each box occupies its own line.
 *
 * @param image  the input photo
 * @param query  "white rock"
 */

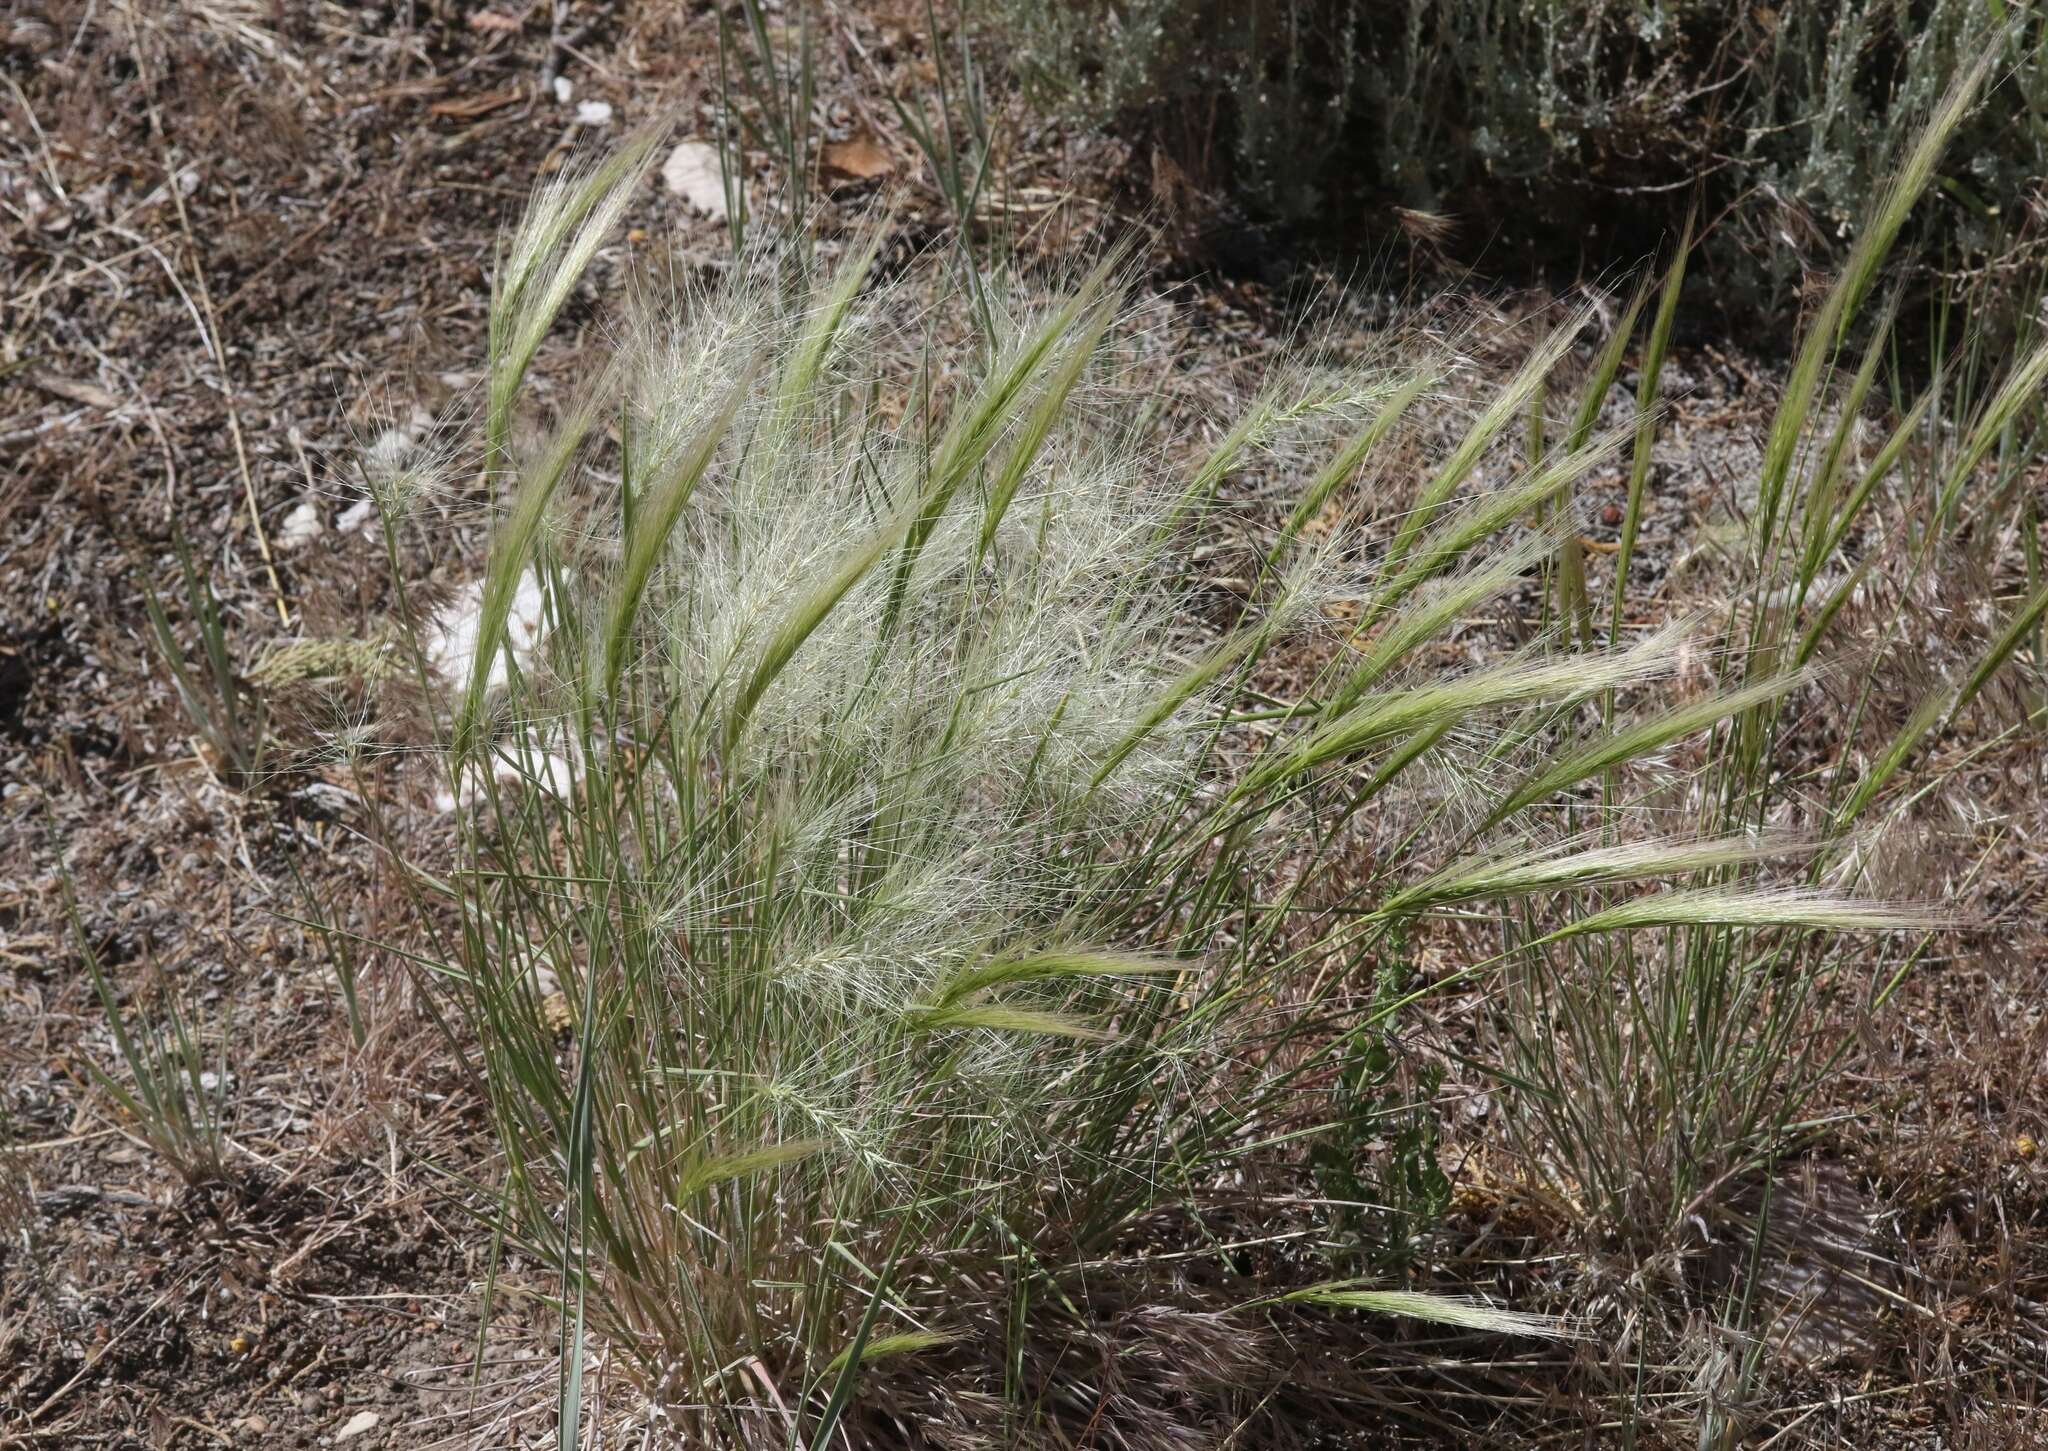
xmin=661 ymin=140 xmax=729 ymax=221
xmin=552 ymin=75 xmax=574 ymax=104
xmin=335 ymin=497 xmax=378 ymax=536
xmin=574 ymin=99 xmax=613 ymax=127
xmin=278 ymin=500 xmax=324 ymax=551
xmin=423 ymin=572 xmax=547 ymax=698
xmin=430 ymin=730 xmax=587 ymax=814
xmin=336 ymin=1410 xmax=381 ymax=1440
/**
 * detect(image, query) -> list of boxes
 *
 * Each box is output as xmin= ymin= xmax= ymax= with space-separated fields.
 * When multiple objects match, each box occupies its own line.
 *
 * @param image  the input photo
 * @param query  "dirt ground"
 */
xmin=3 ymin=3 xmax=2045 ymax=1448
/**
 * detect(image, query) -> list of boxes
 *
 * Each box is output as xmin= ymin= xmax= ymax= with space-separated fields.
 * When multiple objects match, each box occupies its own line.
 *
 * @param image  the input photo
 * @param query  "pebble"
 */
xmin=278 ymin=499 xmax=324 ymax=550
xmin=662 ymin=140 xmax=729 ymax=221
xmin=337 ymin=1409 xmax=382 ymax=1440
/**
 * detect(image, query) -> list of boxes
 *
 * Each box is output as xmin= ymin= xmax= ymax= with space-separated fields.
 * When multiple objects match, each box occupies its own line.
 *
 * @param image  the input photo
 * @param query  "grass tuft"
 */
xmin=339 ymin=83 xmax=2047 ymax=1437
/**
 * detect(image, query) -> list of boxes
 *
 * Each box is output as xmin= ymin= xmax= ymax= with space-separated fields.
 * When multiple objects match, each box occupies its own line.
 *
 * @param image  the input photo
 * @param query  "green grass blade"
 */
xmin=1610 ymin=215 xmax=1690 ymax=645
xmin=456 ymin=392 xmax=605 ymax=761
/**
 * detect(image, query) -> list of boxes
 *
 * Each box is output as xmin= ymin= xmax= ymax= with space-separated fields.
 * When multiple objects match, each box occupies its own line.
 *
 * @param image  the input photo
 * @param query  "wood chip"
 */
xmin=29 ymin=373 xmax=120 ymax=410
xmin=429 ymin=88 xmax=522 ymax=120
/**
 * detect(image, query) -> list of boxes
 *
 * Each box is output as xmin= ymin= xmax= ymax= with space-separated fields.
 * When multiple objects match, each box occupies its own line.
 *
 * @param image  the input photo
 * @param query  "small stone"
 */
xmin=552 ymin=75 xmax=574 ymax=104
xmin=278 ymin=500 xmax=324 ymax=551
xmin=336 ymin=1409 xmax=381 ymax=1440
xmin=335 ymin=497 xmax=378 ymax=536
xmin=661 ymin=141 xmax=729 ymax=221
xmin=230 ymin=1414 xmax=269 ymax=1439
xmin=574 ymin=100 xmax=613 ymax=126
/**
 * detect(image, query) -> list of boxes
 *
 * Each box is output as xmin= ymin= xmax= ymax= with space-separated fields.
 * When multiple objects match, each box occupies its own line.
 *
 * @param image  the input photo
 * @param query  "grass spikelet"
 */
xmin=602 ymin=354 xmax=759 ymax=698
xmin=772 ymin=224 xmax=887 ymax=428
xmin=1272 ymin=1282 xmax=1578 ymax=1339
xmin=1087 ymin=619 xmax=1269 ymax=793
xmin=1609 ymin=215 xmax=1689 ymax=643
xmin=821 ymin=1329 xmax=954 ymax=1377
xmin=1953 ymin=581 xmax=2048 ymax=718
xmin=1333 ymin=533 xmax=1553 ymax=704
xmin=1484 ymin=665 xmax=1818 ymax=827
xmin=1936 ymin=335 xmax=2048 ymax=526
xmin=1381 ymin=834 xmax=1813 ymax=915
xmin=1359 ymin=426 xmax=1628 ymax=641
xmin=906 ymin=1003 xmax=1113 ymax=1040
xmin=675 ymin=1139 xmax=830 ymax=1202
xmin=1241 ymin=626 xmax=1684 ymax=799
xmin=1816 ymin=384 xmax=1935 ymax=565
xmin=1796 ymin=293 xmax=1898 ymax=590
xmin=977 ymin=295 xmax=1121 ymax=563
xmin=1385 ymin=309 xmax=1589 ymax=565
xmin=721 ymin=510 xmax=909 ymax=753
xmin=490 ymin=130 xmax=660 ymax=466
xmin=931 ymin=948 xmax=1179 ymax=1006
xmin=1565 ymin=277 xmax=1653 ymax=451
xmin=1269 ymin=363 xmax=1439 ymax=566
xmin=1834 ymin=689 xmax=1949 ymax=830
xmin=1546 ymin=886 xmax=1938 ymax=941
xmin=1753 ymin=52 xmax=1995 ymax=553
xmin=1548 ymin=278 xmax=1653 ymax=639
xmin=877 ymin=254 xmax=1126 ymax=636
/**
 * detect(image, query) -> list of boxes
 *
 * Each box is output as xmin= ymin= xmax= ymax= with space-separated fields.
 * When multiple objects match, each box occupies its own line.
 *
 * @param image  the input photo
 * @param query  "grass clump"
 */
xmin=1476 ymin=56 xmax=2048 ymax=1260
xmin=144 ymin=530 xmax=268 ymax=790
xmin=343 ymin=73 xmax=2047 ymax=1439
xmin=65 ymin=881 xmax=230 ymax=1190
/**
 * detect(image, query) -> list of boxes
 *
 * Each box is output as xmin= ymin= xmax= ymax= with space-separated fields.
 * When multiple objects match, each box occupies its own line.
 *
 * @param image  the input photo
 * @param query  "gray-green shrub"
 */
xmin=993 ymin=0 xmax=2044 ymax=314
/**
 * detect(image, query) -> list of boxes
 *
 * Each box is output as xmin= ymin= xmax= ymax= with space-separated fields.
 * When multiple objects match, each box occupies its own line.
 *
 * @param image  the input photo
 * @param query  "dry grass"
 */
xmin=2 ymin=4 xmax=2044 ymax=1449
